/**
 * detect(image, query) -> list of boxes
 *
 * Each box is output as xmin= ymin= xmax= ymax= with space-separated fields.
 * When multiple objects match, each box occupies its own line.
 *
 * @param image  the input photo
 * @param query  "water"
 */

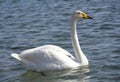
xmin=0 ymin=0 xmax=120 ymax=82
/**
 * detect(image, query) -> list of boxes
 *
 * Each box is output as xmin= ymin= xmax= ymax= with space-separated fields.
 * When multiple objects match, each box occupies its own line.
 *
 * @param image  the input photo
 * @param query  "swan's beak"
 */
xmin=80 ymin=12 xmax=93 ymax=19
xmin=86 ymin=16 xmax=93 ymax=19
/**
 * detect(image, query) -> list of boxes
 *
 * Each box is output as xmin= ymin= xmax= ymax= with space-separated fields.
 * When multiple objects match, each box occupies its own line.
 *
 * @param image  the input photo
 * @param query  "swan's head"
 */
xmin=72 ymin=10 xmax=93 ymax=20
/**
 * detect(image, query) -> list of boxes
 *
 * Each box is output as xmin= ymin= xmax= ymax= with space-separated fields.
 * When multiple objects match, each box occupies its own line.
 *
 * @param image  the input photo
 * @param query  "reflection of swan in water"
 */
xmin=11 ymin=10 xmax=92 ymax=72
xmin=21 ymin=67 xmax=90 ymax=82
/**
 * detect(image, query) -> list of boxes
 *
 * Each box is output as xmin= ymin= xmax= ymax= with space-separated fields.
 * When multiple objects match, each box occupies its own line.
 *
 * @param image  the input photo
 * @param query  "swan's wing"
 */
xmin=41 ymin=45 xmax=76 ymax=60
xmin=20 ymin=45 xmax=76 ymax=60
xmin=17 ymin=45 xmax=79 ymax=71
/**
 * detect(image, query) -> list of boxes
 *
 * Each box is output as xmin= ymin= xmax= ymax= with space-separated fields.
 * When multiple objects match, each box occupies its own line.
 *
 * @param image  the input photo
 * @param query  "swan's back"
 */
xmin=12 ymin=45 xmax=80 ymax=71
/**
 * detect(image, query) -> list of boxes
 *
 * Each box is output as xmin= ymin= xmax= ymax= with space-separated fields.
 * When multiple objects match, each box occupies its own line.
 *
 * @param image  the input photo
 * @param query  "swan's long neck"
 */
xmin=71 ymin=17 xmax=89 ymax=65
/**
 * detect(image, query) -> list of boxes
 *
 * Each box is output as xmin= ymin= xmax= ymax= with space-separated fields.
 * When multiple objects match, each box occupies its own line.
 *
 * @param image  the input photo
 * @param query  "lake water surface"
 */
xmin=0 ymin=0 xmax=120 ymax=82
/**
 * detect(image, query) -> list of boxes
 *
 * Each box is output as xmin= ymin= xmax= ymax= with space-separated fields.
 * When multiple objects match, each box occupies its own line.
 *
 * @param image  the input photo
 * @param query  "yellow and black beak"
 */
xmin=80 ymin=12 xmax=93 ymax=19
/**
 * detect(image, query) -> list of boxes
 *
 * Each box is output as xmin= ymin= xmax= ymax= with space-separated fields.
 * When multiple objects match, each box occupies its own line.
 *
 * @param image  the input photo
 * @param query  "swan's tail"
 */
xmin=11 ymin=53 xmax=21 ymax=61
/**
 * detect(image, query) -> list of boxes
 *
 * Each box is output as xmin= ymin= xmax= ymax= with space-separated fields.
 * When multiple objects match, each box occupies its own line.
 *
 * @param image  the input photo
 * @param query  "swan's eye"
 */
xmin=77 ymin=12 xmax=81 ymax=14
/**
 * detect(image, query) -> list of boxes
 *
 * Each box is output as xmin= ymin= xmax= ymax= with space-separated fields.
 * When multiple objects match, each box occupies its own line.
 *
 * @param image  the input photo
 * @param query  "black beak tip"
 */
xmin=88 ymin=16 xmax=93 ymax=19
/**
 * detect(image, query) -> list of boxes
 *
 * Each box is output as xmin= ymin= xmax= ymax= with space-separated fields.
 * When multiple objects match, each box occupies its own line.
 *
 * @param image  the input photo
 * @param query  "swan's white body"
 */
xmin=11 ymin=10 xmax=92 ymax=72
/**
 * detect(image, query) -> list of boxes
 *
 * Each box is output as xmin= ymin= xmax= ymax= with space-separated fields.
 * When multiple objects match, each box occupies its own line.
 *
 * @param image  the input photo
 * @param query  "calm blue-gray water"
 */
xmin=0 ymin=0 xmax=120 ymax=82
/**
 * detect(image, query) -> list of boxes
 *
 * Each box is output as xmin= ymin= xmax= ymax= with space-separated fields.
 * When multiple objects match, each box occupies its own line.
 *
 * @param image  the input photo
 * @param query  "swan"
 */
xmin=11 ymin=10 xmax=92 ymax=72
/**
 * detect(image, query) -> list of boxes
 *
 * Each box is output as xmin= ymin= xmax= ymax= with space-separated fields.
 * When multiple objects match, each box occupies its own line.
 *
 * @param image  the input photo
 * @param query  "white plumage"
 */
xmin=12 ymin=45 xmax=79 ymax=71
xmin=11 ymin=10 xmax=92 ymax=72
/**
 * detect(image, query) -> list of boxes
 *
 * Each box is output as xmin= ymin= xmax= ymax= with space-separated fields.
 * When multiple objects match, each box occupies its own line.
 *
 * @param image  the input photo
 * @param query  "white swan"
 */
xmin=11 ymin=10 xmax=92 ymax=72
